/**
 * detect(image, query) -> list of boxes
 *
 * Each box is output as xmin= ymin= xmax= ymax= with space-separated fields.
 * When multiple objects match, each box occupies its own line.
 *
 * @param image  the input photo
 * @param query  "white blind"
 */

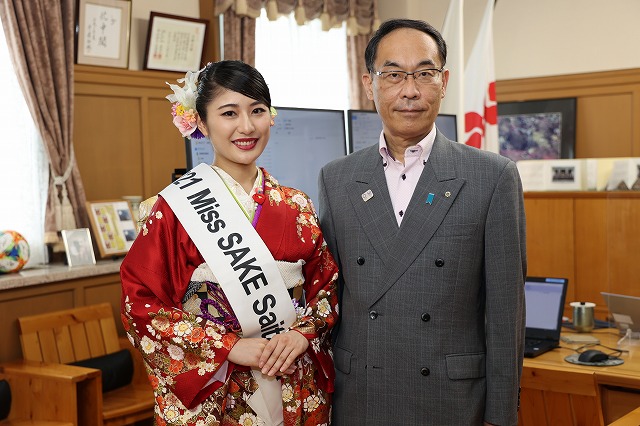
xmin=0 ymin=20 xmax=49 ymax=266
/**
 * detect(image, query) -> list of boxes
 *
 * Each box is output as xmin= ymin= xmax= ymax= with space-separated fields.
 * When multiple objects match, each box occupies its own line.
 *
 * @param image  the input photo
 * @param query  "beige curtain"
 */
xmin=348 ymin=34 xmax=374 ymax=110
xmin=216 ymin=0 xmax=378 ymax=33
xmin=0 ymin=0 xmax=87 ymax=244
xmin=222 ymin=8 xmax=256 ymax=65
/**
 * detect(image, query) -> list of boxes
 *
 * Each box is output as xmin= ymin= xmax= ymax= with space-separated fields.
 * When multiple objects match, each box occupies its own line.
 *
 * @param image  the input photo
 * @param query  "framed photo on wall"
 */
xmin=143 ymin=12 xmax=209 ymax=72
xmin=75 ymin=0 xmax=132 ymax=68
xmin=497 ymin=98 xmax=577 ymax=162
xmin=61 ymin=228 xmax=97 ymax=267
xmin=86 ymin=200 xmax=137 ymax=258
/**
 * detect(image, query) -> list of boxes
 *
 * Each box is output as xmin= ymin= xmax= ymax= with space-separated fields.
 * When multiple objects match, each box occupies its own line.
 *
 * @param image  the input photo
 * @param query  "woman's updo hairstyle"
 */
xmin=195 ymin=60 xmax=272 ymax=121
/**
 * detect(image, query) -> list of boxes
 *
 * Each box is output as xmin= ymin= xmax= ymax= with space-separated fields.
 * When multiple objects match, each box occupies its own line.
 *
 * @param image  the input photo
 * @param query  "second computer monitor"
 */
xmin=347 ymin=110 xmax=458 ymax=153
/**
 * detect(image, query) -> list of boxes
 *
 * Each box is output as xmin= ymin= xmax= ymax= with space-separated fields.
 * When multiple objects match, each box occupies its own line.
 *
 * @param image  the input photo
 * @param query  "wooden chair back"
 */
xmin=18 ymin=303 xmax=121 ymax=363
xmin=16 ymin=303 xmax=154 ymax=426
xmin=519 ymin=364 xmax=604 ymax=426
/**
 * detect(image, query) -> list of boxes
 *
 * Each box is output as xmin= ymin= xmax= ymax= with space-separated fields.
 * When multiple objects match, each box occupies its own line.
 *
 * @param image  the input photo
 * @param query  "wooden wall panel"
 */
xmin=523 ymin=196 xmax=575 ymax=303
xmin=574 ymin=198 xmax=608 ymax=316
xmin=74 ymin=65 xmax=184 ymax=201
xmin=576 ymin=94 xmax=633 ymax=158
xmin=525 ymin=192 xmax=640 ymax=321
xmin=496 ymin=68 xmax=640 ymax=158
xmin=606 ymin=198 xmax=640 ymax=297
xmin=147 ymin=98 xmax=187 ymax=194
xmin=75 ymin=95 xmax=144 ymax=201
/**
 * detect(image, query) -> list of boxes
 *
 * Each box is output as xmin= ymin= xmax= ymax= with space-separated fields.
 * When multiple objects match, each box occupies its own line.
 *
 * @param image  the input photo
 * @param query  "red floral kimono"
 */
xmin=120 ymin=169 xmax=339 ymax=426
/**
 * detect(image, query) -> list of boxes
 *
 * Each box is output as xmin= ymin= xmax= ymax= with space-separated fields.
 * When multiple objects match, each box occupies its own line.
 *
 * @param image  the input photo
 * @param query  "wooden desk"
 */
xmin=523 ymin=329 xmax=640 ymax=424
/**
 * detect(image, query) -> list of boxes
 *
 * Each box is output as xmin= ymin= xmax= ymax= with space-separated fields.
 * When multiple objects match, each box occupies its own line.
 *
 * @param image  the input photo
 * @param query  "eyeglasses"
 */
xmin=372 ymin=68 xmax=444 ymax=86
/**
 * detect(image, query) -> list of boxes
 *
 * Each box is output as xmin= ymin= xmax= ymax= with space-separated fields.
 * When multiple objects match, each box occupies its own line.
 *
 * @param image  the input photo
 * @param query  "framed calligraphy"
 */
xmin=143 ymin=12 xmax=209 ymax=73
xmin=75 ymin=0 xmax=131 ymax=68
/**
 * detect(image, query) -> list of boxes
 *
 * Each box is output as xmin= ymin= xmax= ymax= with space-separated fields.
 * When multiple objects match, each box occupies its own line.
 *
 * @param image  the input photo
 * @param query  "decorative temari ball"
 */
xmin=0 ymin=230 xmax=30 ymax=274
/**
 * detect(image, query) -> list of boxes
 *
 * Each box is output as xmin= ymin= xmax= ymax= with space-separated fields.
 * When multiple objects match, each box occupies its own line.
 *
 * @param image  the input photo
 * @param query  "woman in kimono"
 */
xmin=120 ymin=60 xmax=339 ymax=426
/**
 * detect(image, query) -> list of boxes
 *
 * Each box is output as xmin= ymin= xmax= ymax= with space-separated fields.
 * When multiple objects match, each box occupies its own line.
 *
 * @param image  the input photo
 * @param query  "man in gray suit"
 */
xmin=318 ymin=19 xmax=526 ymax=425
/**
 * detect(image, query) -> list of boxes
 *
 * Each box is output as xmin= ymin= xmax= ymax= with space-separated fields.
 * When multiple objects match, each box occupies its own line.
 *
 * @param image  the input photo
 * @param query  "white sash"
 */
xmin=160 ymin=163 xmax=296 ymax=426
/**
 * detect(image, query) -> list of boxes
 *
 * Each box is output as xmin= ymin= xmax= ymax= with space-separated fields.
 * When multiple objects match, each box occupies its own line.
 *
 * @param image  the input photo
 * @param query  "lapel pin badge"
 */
xmin=445 ymin=191 xmax=451 ymax=198
xmin=361 ymin=189 xmax=374 ymax=202
xmin=426 ymin=193 xmax=435 ymax=205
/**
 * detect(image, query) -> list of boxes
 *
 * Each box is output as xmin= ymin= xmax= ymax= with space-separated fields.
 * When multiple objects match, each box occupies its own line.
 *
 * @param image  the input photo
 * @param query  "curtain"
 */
xmin=222 ymin=8 xmax=256 ymax=65
xmin=215 ymin=0 xmax=378 ymax=108
xmin=348 ymin=34 xmax=374 ymax=110
xmin=216 ymin=0 xmax=378 ymax=34
xmin=0 ymin=0 xmax=87 ymax=247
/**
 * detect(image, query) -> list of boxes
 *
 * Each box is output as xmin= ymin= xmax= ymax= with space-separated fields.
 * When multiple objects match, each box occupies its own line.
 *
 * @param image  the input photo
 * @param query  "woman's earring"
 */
xmin=270 ymin=120 xmax=275 ymax=126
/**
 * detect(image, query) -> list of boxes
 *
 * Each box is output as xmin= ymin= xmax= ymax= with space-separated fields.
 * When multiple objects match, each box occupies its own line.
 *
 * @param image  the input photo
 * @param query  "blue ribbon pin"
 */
xmin=426 ymin=193 xmax=435 ymax=205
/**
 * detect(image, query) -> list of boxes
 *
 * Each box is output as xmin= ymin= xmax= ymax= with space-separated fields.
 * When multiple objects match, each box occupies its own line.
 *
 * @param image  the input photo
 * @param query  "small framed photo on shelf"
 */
xmin=86 ymin=200 xmax=138 ymax=258
xmin=61 ymin=228 xmax=97 ymax=267
xmin=143 ymin=12 xmax=209 ymax=72
xmin=75 ymin=0 xmax=132 ymax=68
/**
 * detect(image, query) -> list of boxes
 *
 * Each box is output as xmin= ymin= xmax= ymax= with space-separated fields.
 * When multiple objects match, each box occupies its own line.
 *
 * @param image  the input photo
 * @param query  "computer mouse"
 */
xmin=578 ymin=349 xmax=609 ymax=363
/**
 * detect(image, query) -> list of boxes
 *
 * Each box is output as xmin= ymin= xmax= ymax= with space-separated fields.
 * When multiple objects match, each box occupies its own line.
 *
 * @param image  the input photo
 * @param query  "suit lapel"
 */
xmin=346 ymin=147 xmax=398 ymax=266
xmin=369 ymin=135 xmax=466 ymax=306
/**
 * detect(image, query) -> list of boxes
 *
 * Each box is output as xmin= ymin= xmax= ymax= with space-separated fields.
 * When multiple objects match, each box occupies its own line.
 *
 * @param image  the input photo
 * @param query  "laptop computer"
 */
xmin=524 ymin=277 xmax=568 ymax=358
xmin=601 ymin=292 xmax=640 ymax=338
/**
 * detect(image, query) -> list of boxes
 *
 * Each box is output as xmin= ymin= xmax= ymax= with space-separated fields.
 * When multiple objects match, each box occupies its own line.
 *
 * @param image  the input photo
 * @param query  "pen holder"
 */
xmin=570 ymin=301 xmax=596 ymax=332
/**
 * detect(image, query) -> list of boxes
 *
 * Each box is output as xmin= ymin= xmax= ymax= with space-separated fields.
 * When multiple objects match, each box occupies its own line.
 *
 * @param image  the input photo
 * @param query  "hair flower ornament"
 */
xmin=166 ymin=68 xmax=205 ymax=139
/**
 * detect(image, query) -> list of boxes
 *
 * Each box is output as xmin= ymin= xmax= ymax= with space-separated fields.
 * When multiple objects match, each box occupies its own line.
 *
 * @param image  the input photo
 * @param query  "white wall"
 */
xmin=378 ymin=0 xmax=640 ymax=80
xmin=127 ymin=0 xmax=640 ymax=79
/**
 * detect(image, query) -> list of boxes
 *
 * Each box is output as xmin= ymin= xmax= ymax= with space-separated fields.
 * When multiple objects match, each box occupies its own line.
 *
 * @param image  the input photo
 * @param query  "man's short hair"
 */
xmin=364 ymin=19 xmax=448 ymax=73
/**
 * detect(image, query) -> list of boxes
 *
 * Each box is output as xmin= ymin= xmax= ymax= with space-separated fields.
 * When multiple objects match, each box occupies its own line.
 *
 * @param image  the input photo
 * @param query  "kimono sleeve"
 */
xmin=288 ymin=195 xmax=340 ymax=391
xmin=120 ymin=196 xmax=240 ymax=409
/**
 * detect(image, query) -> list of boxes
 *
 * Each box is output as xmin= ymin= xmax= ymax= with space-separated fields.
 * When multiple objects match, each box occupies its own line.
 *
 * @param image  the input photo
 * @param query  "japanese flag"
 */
xmin=464 ymin=0 xmax=498 ymax=152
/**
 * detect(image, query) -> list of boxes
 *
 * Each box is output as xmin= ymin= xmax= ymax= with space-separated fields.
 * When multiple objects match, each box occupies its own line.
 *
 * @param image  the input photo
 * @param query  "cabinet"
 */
xmin=524 ymin=192 xmax=640 ymax=318
xmin=0 ymin=262 xmax=122 ymax=364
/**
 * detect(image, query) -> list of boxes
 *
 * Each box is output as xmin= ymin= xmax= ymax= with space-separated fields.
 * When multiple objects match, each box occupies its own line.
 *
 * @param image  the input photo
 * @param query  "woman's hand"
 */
xmin=228 ymin=337 xmax=297 ymax=375
xmin=228 ymin=337 xmax=269 ymax=368
xmin=259 ymin=330 xmax=309 ymax=376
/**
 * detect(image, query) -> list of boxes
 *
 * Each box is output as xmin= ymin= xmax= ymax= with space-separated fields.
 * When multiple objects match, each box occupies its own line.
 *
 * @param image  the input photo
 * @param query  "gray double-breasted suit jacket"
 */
xmin=318 ymin=132 xmax=527 ymax=426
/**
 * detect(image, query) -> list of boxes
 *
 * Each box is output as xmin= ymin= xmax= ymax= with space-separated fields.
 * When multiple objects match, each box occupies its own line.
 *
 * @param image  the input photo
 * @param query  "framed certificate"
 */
xmin=143 ymin=12 xmax=209 ymax=72
xmin=76 ymin=0 xmax=131 ymax=68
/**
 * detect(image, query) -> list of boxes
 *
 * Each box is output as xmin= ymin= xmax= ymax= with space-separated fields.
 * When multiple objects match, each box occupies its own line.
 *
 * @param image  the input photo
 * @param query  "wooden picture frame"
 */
xmin=497 ymin=98 xmax=577 ymax=162
xmin=143 ymin=12 xmax=209 ymax=72
xmin=61 ymin=228 xmax=97 ymax=267
xmin=86 ymin=200 xmax=137 ymax=258
xmin=75 ymin=0 xmax=132 ymax=68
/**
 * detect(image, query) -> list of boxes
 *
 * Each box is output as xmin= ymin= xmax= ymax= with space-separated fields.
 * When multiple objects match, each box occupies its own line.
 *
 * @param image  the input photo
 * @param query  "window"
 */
xmin=0 ymin=20 xmax=48 ymax=266
xmin=255 ymin=9 xmax=349 ymax=111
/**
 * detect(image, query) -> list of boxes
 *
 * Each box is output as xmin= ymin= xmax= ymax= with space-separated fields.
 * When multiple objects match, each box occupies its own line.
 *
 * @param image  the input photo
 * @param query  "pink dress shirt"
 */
xmin=378 ymin=126 xmax=437 ymax=226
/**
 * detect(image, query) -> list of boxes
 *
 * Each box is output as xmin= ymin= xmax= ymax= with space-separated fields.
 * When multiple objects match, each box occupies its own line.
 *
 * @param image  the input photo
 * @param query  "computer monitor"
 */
xmin=185 ymin=136 xmax=214 ymax=170
xmin=185 ymin=108 xmax=346 ymax=207
xmin=435 ymin=113 xmax=458 ymax=141
xmin=258 ymin=107 xmax=347 ymax=208
xmin=347 ymin=110 xmax=459 ymax=153
xmin=347 ymin=110 xmax=383 ymax=153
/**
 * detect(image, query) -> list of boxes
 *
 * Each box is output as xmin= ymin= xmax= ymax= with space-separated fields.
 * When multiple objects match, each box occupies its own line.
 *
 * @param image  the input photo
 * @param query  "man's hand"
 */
xmin=259 ymin=330 xmax=309 ymax=376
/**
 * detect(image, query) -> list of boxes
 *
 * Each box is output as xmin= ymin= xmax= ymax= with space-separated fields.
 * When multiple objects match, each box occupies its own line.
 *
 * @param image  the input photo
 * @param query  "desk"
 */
xmin=522 ymin=329 xmax=640 ymax=424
